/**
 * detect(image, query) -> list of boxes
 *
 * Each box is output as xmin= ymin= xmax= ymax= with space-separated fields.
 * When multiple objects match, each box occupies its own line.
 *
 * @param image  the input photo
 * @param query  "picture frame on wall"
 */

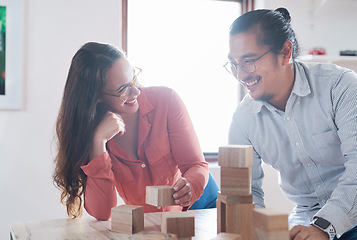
xmin=0 ymin=0 xmax=23 ymax=110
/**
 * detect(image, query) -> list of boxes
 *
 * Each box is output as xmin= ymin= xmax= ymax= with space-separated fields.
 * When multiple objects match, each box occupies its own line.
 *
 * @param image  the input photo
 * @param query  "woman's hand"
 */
xmin=95 ymin=111 xmax=126 ymax=141
xmin=90 ymin=111 xmax=126 ymax=159
xmin=172 ymin=177 xmax=192 ymax=207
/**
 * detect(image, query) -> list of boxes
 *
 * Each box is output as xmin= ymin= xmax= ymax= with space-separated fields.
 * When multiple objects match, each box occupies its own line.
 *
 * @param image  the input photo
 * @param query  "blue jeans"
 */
xmin=336 ymin=225 xmax=357 ymax=240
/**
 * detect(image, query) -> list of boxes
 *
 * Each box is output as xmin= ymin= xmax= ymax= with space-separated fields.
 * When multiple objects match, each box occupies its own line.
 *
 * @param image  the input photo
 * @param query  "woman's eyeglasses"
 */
xmin=103 ymin=67 xmax=142 ymax=101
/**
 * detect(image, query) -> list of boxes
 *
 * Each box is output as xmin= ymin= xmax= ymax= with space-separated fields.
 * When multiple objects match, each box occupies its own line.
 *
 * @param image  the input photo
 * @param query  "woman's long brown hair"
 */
xmin=53 ymin=42 xmax=124 ymax=218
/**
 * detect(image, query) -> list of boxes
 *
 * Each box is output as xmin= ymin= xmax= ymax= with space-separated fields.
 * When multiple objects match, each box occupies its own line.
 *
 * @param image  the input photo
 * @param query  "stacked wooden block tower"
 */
xmin=217 ymin=145 xmax=254 ymax=240
xmin=217 ymin=145 xmax=289 ymax=240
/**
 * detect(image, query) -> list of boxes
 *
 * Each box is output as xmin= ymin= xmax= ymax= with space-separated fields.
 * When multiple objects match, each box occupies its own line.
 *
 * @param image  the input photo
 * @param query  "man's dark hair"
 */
xmin=230 ymin=7 xmax=300 ymax=59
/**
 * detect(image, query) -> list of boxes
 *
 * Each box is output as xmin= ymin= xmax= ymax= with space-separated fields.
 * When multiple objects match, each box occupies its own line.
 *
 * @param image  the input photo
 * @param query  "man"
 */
xmin=225 ymin=8 xmax=357 ymax=240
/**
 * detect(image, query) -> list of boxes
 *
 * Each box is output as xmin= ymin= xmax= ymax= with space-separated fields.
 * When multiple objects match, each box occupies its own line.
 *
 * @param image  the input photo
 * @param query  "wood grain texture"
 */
xmin=161 ymin=212 xmax=195 ymax=239
xmin=252 ymin=208 xmax=289 ymax=231
xmin=252 ymin=227 xmax=289 ymax=240
xmin=111 ymin=205 xmax=144 ymax=234
xmin=217 ymin=199 xmax=226 ymax=233
xmin=218 ymin=145 xmax=253 ymax=167
xmin=217 ymin=199 xmax=254 ymax=240
xmin=133 ymin=231 xmax=178 ymax=239
xmin=218 ymin=191 xmax=252 ymax=204
xmin=225 ymin=203 xmax=254 ymax=240
xmin=220 ymin=167 xmax=251 ymax=196
xmin=210 ymin=232 xmax=242 ymax=240
xmin=146 ymin=185 xmax=176 ymax=207
xmin=10 ymin=209 xmax=218 ymax=240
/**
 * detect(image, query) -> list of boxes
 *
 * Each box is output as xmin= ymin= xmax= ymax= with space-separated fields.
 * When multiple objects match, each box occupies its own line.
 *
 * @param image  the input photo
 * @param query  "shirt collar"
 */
xmin=137 ymin=89 xmax=154 ymax=116
xmin=292 ymin=60 xmax=311 ymax=97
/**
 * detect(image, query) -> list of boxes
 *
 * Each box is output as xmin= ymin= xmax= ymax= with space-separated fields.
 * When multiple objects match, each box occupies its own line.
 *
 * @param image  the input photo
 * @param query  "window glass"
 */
xmin=128 ymin=0 xmax=241 ymax=152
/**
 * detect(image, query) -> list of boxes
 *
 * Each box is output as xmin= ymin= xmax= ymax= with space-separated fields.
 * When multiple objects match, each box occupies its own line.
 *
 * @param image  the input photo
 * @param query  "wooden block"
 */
xmin=252 ymin=227 xmax=289 ymax=240
xmin=252 ymin=208 xmax=289 ymax=232
xmin=217 ymin=199 xmax=226 ymax=233
xmin=133 ymin=231 xmax=178 ymax=239
xmin=221 ymin=167 xmax=251 ymax=196
xmin=218 ymin=191 xmax=252 ymax=204
xmin=146 ymin=186 xmax=176 ymax=207
xmin=226 ymin=203 xmax=253 ymax=240
xmin=218 ymin=145 xmax=253 ymax=167
xmin=161 ymin=212 xmax=195 ymax=239
xmin=217 ymin=198 xmax=254 ymax=240
xmin=111 ymin=205 xmax=144 ymax=234
xmin=211 ymin=232 xmax=242 ymax=240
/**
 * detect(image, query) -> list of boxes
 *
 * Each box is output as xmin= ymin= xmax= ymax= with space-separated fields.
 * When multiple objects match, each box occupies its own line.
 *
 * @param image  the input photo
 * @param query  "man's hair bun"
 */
xmin=275 ymin=7 xmax=291 ymax=23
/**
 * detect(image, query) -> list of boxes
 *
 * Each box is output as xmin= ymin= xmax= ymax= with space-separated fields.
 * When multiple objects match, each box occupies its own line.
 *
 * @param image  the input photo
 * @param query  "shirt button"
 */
xmin=141 ymin=164 xmax=146 ymax=168
xmin=307 ymin=163 xmax=311 ymax=167
xmin=322 ymin=199 xmax=326 ymax=203
xmin=295 ymin=142 xmax=300 ymax=147
xmin=286 ymin=116 xmax=290 ymax=120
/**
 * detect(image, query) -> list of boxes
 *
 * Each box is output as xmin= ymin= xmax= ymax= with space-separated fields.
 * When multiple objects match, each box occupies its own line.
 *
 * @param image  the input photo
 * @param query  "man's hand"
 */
xmin=172 ymin=177 xmax=192 ymax=207
xmin=290 ymin=225 xmax=329 ymax=240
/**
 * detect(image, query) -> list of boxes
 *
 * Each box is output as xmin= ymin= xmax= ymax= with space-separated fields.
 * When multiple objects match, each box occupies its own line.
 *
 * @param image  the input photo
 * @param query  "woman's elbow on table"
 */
xmin=84 ymin=202 xmax=112 ymax=221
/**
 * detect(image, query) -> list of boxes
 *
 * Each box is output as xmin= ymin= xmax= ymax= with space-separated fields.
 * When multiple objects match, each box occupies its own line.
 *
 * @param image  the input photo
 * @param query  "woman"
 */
xmin=53 ymin=42 xmax=209 ymax=220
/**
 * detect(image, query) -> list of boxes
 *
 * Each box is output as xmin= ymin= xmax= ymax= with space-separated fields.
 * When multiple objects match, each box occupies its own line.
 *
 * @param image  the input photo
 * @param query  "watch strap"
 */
xmin=310 ymin=218 xmax=336 ymax=240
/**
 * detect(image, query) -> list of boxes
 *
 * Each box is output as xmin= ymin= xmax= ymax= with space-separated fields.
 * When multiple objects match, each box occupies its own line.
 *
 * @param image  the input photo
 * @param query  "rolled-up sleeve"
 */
xmin=80 ymin=152 xmax=117 ymax=220
xmin=167 ymin=89 xmax=209 ymax=205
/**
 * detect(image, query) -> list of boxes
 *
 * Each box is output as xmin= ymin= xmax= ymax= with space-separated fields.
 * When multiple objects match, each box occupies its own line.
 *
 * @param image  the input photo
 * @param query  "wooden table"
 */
xmin=10 ymin=208 xmax=217 ymax=240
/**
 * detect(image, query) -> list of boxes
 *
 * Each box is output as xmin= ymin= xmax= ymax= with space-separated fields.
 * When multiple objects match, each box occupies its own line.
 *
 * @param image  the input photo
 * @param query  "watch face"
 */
xmin=315 ymin=218 xmax=331 ymax=229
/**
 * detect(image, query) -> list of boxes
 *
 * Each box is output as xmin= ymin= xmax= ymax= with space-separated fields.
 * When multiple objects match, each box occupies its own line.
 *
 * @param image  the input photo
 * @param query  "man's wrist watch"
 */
xmin=310 ymin=217 xmax=336 ymax=240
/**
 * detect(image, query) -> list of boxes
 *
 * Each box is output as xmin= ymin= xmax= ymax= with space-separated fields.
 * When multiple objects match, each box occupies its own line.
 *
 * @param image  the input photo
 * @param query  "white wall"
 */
xmin=0 ymin=0 xmax=121 ymax=239
xmin=263 ymin=0 xmax=357 ymax=56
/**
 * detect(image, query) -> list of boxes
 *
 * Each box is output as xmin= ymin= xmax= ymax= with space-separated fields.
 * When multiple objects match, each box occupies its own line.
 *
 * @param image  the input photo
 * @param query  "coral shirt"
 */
xmin=81 ymin=87 xmax=209 ymax=220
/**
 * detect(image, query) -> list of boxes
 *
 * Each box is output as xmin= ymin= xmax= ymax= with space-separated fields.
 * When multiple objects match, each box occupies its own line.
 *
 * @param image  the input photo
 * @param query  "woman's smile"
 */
xmin=124 ymin=98 xmax=138 ymax=106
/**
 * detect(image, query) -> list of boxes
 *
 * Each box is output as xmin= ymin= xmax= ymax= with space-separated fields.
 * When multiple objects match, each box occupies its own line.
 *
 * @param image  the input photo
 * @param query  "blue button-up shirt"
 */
xmin=229 ymin=61 xmax=357 ymax=236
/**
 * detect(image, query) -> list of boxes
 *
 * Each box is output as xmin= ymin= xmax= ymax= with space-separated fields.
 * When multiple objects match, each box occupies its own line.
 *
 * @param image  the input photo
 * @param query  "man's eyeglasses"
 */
xmin=223 ymin=49 xmax=271 ymax=79
xmin=103 ymin=67 xmax=142 ymax=101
